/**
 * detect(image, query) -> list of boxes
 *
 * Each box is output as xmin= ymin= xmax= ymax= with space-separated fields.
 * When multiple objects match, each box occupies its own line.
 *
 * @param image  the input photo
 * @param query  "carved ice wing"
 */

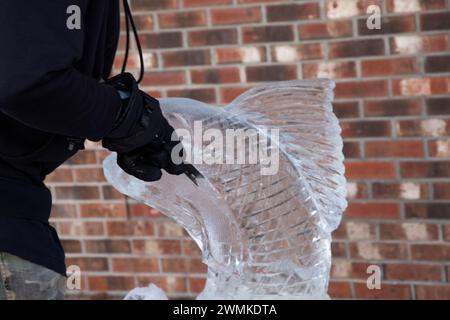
xmin=225 ymin=79 xmax=347 ymax=232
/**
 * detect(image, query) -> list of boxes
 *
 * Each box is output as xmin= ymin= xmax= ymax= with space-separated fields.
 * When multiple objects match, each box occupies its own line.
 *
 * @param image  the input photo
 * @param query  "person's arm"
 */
xmin=0 ymin=0 xmax=122 ymax=141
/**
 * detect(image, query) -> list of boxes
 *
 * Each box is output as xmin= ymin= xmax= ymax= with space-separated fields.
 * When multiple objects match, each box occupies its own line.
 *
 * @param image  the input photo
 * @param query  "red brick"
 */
xmin=361 ymin=57 xmax=419 ymax=77
xmin=61 ymin=240 xmax=82 ymax=253
xmin=328 ymin=281 xmax=352 ymax=299
xmin=387 ymin=0 xmax=447 ymax=13
xmin=266 ymin=3 xmax=319 ymax=22
xmin=345 ymin=161 xmax=396 ymax=179
xmin=65 ymin=257 xmax=109 ymax=272
xmin=364 ymin=99 xmax=422 ymax=117
xmin=141 ymin=71 xmax=186 ymax=87
xmin=303 ymin=61 xmax=356 ymax=79
xmin=80 ymin=203 xmax=126 ymax=218
xmin=335 ymin=81 xmax=388 ymax=98
xmin=421 ymin=12 xmax=450 ymax=31
xmin=271 ymin=43 xmax=325 ymax=62
xmin=341 ymin=120 xmax=391 ymax=138
xmin=188 ymin=28 xmax=238 ymax=47
xmin=162 ymin=49 xmax=211 ymax=67
xmin=365 ymin=140 xmax=424 ymax=158
xmin=220 ymin=86 xmax=252 ymax=104
xmin=50 ymin=204 xmax=78 ymax=219
xmin=211 ymin=7 xmax=261 ymax=25
xmin=112 ymin=257 xmax=159 ymax=273
xmin=183 ymin=0 xmax=231 ymax=7
xmin=392 ymin=77 xmax=450 ymax=96
xmin=242 ymin=25 xmax=294 ymax=43
xmin=188 ymin=277 xmax=207 ymax=293
xmin=168 ymin=88 xmax=216 ymax=103
xmin=132 ymin=15 xmax=154 ymax=31
xmin=331 ymin=242 xmax=347 ymax=257
xmin=329 ymin=39 xmax=385 ymax=58
xmin=346 ymin=182 xmax=369 ymax=199
xmin=390 ymin=34 xmax=448 ymax=55
xmin=88 ymin=276 xmax=135 ymax=291
xmin=191 ymin=68 xmax=240 ymax=84
xmin=132 ymin=239 xmax=182 ymax=255
xmin=350 ymin=242 xmax=407 ymax=260
xmin=411 ymin=244 xmax=450 ymax=261
xmin=333 ymin=101 xmax=359 ymax=119
xmin=400 ymin=161 xmax=450 ymax=178
xmin=73 ymin=168 xmax=105 ymax=182
xmin=85 ymin=240 xmax=131 ymax=254
xmin=372 ymin=182 xmax=428 ymax=200
xmin=396 ymin=119 xmax=450 ymax=137
xmin=346 ymin=202 xmax=400 ymax=219
xmin=385 ymin=264 xmax=442 ymax=281
xmin=158 ymin=10 xmax=207 ymax=28
xmin=425 ymin=55 xmax=450 ymax=73
xmin=358 ymin=15 xmax=416 ymax=35
xmin=215 ymin=46 xmax=266 ymax=64
xmin=343 ymin=141 xmax=361 ymax=158
xmin=102 ymin=186 xmax=125 ymax=200
xmin=132 ymin=0 xmax=177 ymax=10
xmin=416 ymin=285 xmax=450 ymax=300
xmin=299 ymin=21 xmax=353 ymax=40
xmin=246 ymin=65 xmax=297 ymax=82
xmin=66 ymin=150 xmax=97 ymax=165
xmin=136 ymin=276 xmax=186 ymax=293
xmin=379 ymin=223 xmax=439 ymax=241
xmin=405 ymin=203 xmax=450 ymax=220
xmin=354 ymin=283 xmax=411 ymax=299
xmin=128 ymin=203 xmax=161 ymax=217
xmin=434 ymin=183 xmax=450 ymax=199
xmin=429 ymin=140 xmax=450 ymax=158
xmin=55 ymin=186 xmax=100 ymax=200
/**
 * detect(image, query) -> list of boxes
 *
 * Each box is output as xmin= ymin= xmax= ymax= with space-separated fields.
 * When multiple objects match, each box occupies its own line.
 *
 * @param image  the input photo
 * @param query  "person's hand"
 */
xmin=102 ymin=73 xmax=187 ymax=181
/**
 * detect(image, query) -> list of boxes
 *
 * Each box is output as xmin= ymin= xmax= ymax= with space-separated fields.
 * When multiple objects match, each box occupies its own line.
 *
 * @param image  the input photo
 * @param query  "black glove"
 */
xmin=103 ymin=73 xmax=187 ymax=181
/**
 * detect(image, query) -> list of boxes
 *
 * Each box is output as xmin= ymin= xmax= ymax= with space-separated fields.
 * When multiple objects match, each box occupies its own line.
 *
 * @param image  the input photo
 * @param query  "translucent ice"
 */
xmin=104 ymin=79 xmax=347 ymax=300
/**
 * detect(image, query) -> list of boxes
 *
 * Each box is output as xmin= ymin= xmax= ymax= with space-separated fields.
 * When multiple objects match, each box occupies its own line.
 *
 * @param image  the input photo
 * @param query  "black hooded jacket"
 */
xmin=0 ymin=0 xmax=123 ymax=275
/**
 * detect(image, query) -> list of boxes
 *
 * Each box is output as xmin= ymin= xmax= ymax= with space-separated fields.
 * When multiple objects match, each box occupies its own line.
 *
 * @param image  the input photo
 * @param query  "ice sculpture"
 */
xmin=103 ymin=79 xmax=347 ymax=300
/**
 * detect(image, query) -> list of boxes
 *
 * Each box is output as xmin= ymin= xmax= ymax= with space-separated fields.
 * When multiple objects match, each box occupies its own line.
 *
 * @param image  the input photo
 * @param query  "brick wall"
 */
xmin=46 ymin=0 xmax=450 ymax=299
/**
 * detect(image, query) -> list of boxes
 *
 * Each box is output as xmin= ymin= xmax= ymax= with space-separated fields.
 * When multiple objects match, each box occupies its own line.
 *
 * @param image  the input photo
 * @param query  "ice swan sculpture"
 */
xmin=103 ymin=79 xmax=347 ymax=300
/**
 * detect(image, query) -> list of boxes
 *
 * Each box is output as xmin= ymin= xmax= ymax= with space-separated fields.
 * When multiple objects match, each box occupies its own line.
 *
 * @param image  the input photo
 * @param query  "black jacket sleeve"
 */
xmin=0 ymin=0 xmax=122 ymax=141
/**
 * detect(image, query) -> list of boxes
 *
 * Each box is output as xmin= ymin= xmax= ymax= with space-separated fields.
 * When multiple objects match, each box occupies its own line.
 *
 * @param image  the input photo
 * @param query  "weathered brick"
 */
xmin=400 ymin=161 xmax=450 ymax=178
xmin=188 ymin=28 xmax=238 ymax=47
xmin=406 ymin=203 xmax=450 ymax=220
xmin=364 ymin=99 xmax=422 ymax=117
xmin=266 ymin=3 xmax=319 ymax=22
xmin=373 ymin=182 xmax=428 ymax=200
xmin=303 ymin=61 xmax=356 ymax=79
xmin=425 ymin=55 xmax=450 ymax=73
xmin=299 ymin=21 xmax=353 ymax=40
xmin=421 ymin=12 xmax=450 ymax=31
xmin=329 ymin=39 xmax=385 ymax=58
xmin=346 ymin=202 xmax=400 ymax=219
xmin=380 ymin=223 xmax=439 ymax=241
xmin=387 ymin=0 xmax=447 ymax=13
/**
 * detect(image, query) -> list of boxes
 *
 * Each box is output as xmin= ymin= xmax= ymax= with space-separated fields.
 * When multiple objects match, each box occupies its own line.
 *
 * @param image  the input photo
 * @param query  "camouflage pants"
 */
xmin=0 ymin=252 xmax=66 ymax=300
